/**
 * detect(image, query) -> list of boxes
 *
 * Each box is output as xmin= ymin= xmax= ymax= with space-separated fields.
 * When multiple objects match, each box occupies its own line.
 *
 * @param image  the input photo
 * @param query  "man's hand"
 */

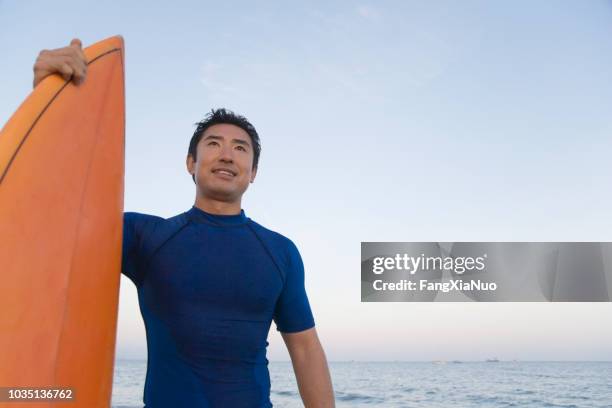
xmin=32 ymin=38 xmax=87 ymax=88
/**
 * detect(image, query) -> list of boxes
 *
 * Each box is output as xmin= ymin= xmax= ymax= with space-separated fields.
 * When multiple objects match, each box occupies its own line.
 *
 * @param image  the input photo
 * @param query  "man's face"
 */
xmin=186 ymin=123 xmax=257 ymax=202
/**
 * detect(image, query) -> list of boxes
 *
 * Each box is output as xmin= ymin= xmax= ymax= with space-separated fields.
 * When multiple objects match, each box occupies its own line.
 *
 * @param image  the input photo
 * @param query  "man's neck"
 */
xmin=194 ymin=196 xmax=242 ymax=215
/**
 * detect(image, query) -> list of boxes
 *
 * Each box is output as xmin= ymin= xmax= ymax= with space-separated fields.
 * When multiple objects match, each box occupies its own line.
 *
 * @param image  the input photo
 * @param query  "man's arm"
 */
xmin=282 ymin=327 xmax=335 ymax=408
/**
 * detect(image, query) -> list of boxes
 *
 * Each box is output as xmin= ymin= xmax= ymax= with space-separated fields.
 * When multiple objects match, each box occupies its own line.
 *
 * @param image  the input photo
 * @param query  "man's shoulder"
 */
xmin=247 ymin=219 xmax=299 ymax=256
xmin=123 ymin=211 xmax=193 ymax=259
xmin=124 ymin=211 xmax=165 ymax=228
xmin=123 ymin=211 xmax=178 ymax=239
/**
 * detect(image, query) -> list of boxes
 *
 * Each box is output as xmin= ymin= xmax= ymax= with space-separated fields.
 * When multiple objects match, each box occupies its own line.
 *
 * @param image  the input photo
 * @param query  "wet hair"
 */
xmin=188 ymin=108 xmax=261 ymax=183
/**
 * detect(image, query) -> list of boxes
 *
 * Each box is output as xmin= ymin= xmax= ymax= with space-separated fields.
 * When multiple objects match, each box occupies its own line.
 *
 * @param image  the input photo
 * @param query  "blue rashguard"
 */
xmin=121 ymin=206 xmax=315 ymax=408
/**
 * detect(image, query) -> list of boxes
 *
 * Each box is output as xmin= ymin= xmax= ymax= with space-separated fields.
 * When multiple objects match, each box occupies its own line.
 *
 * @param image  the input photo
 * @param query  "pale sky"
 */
xmin=2 ymin=0 xmax=611 ymax=361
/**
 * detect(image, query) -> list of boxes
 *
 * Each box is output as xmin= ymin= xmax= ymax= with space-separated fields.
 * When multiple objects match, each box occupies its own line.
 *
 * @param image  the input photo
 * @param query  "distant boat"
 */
xmin=432 ymin=360 xmax=447 ymax=365
xmin=486 ymin=358 xmax=500 ymax=363
xmin=451 ymin=360 xmax=463 ymax=364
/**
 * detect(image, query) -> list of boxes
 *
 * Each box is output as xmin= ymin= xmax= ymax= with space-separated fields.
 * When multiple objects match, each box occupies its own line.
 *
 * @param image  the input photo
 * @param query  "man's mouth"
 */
xmin=212 ymin=168 xmax=237 ymax=177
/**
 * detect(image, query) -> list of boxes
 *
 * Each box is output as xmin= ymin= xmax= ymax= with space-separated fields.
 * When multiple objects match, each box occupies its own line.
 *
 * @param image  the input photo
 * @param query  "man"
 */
xmin=33 ymin=38 xmax=335 ymax=408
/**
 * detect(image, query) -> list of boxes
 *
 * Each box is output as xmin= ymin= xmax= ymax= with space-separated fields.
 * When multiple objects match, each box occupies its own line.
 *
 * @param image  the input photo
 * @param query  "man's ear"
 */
xmin=186 ymin=154 xmax=195 ymax=177
xmin=250 ymin=166 xmax=258 ymax=183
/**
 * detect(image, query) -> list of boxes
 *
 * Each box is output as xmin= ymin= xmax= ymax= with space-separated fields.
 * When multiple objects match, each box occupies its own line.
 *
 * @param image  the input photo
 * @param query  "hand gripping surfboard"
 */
xmin=0 ymin=36 xmax=125 ymax=407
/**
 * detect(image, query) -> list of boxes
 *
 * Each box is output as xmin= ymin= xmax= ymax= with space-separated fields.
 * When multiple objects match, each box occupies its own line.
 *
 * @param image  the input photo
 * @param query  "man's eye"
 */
xmin=208 ymin=141 xmax=219 ymax=146
xmin=236 ymin=146 xmax=246 ymax=151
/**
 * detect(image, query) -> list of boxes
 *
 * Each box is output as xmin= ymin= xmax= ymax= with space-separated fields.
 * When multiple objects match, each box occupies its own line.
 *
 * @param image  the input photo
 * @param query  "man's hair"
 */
xmin=188 ymin=108 xmax=261 ymax=175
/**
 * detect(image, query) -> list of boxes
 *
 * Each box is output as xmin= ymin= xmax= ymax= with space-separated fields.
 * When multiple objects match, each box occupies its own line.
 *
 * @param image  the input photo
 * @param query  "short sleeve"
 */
xmin=122 ymin=212 xmax=155 ymax=287
xmin=273 ymin=240 xmax=315 ymax=333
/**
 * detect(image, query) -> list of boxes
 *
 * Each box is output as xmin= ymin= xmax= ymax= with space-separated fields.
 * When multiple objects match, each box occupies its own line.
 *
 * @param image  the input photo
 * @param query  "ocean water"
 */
xmin=112 ymin=360 xmax=612 ymax=407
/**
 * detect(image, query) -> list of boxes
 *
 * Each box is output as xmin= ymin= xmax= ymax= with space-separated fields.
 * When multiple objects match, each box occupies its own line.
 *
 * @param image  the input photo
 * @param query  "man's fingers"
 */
xmin=70 ymin=38 xmax=82 ymax=49
xmin=58 ymin=62 xmax=74 ymax=81
xmin=47 ymin=49 xmax=87 ymax=82
xmin=54 ymin=48 xmax=87 ymax=64
xmin=77 ymin=47 xmax=87 ymax=64
xmin=62 ymin=59 xmax=86 ymax=85
xmin=69 ymin=38 xmax=87 ymax=63
xmin=59 ymin=47 xmax=88 ymax=74
xmin=72 ymin=65 xmax=86 ymax=84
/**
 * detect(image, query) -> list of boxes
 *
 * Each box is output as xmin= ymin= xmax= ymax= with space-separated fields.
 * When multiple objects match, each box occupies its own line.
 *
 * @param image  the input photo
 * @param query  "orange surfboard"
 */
xmin=0 ymin=36 xmax=125 ymax=407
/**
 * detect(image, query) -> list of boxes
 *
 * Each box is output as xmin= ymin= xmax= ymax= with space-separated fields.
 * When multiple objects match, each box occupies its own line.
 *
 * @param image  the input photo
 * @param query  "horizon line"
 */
xmin=114 ymin=358 xmax=612 ymax=363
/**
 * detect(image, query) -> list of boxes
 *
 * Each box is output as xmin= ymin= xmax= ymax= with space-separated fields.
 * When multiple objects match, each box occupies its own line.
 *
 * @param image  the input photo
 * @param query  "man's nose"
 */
xmin=219 ymin=144 xmax=234 ymax=162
